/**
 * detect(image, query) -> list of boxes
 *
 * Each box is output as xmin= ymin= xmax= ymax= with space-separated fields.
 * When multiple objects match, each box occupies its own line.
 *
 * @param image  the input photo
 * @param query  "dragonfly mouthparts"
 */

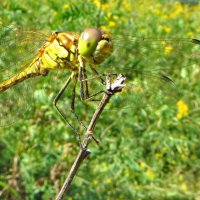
xmin=192 ymin=38 xmax=200 ymax=45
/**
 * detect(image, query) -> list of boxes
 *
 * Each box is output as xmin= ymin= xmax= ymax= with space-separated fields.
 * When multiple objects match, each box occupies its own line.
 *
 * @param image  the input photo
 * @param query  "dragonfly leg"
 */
xmin=81 ymin=90 xmax=105 ymax=102
xmin=53 ymin=73 xmax=82 ymax=146
xmin=70 ymin=74 xmax=87 ymax=130
xmin=90 ymin=66 xmax=106 ymax=85
xmin=78 ymin=57 xmax=89 ymax=100
xmin=81 ymin=65 xmax=118 ymax=86
xmin=78 ymin=56 xmax=105 ymax=102
xmin=78 ymin=56 xmax=89 ymax=100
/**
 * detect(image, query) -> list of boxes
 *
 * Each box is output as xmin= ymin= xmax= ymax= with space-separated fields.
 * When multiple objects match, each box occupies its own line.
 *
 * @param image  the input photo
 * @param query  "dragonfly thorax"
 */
xmin=78 ymin=28 xmax=113 ymax=64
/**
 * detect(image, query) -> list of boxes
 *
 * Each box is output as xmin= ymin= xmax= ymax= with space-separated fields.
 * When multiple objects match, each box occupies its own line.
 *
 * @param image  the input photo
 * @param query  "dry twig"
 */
xmin=55 ymin=74 xmax=126 ymax=200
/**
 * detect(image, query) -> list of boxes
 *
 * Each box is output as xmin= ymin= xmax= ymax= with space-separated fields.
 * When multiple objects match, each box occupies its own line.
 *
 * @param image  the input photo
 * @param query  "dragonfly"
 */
xmin=0 ymin=24 xmax=199 ymax=134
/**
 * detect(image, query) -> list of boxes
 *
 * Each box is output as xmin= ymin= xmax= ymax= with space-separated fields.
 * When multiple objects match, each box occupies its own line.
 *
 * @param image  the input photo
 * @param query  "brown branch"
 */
xmin=55 ymin=74 xmax=126 ymax=200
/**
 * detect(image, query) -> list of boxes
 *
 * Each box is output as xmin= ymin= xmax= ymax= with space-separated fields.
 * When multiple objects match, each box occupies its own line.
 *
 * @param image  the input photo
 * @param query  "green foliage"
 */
xmin=0 ymin=0 xmax=200 ymax=199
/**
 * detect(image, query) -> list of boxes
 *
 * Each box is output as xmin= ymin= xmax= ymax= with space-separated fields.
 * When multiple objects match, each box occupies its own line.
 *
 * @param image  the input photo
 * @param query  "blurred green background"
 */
xmin=0 ymin=0 xmax=200 ymax=199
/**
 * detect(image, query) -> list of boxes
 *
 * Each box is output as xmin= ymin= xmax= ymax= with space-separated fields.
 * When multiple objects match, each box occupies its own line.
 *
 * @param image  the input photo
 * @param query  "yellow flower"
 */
xmin=146 ymin=168 xmax=155 ymax=180
xmin=123 ymin=1 xmax=132 ymax=11
xmin=161 ymin=41 xmax=173 ymax=54
xmin=161 ymin=41 xmax=167 ymax=46
xmin=63 ymin=4 xmax=70 ymax=9
xmin=113 ymin=15 xmax=118 ymax=20
xmin=93 ymin=0 xmax=109 ymax=11
xmin=162 ymin=14 xmax=169 ymax=20
xmin=152 ymin=9 xmax=161 ymax=15
xmin=93 ymin=0 xmax=101 ymax=8
xmin=140 ymin=161 xmax=146 ymax=169
xmin=170 ymin=2 xmax=184 ymax=18
xmin=164 ymin=27 xmax=171 ymax=33
xmin=165 ymin=46 xmax=173 ymax=54
xmin=158 ymin=25 xmax=171 ymax=33
xmin=187 ymin=32 xmax=194 ymax=37
xmin=176 ymin=100 xmax=189 ymax=119
xmin=108 ymin=21 xmax=116 ymax=27
xmin=102 ymin=3 xmax=109 ymax=10
xmin=180 ymin=182 xmax=187 ymax=192
xmin=107 ymin=12 xmax=112 ymax=18
xmin=100 ymin=25 xmax=110 ymax=33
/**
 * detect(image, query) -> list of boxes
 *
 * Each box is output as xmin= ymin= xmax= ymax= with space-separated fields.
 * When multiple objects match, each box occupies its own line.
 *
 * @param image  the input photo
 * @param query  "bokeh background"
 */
xmin=0 ymin=0 xmax=200 ymax=199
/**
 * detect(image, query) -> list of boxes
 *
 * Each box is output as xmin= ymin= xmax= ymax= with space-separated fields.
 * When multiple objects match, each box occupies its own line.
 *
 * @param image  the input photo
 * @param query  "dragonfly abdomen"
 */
xmin=0 ymin=63 xmax=43 ymax=93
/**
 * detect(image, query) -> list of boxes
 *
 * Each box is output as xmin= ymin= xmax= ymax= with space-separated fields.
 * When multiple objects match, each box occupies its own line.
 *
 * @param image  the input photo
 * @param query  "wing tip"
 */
xmin=192 ymin=38 xmax=200 ymax=45
xmin=161 ymin=74 xmax=175 ymax=85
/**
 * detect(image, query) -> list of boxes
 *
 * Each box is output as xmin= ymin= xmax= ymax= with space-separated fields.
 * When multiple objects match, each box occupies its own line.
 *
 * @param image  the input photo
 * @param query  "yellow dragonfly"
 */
xmin=0 ymin=24 xmax=199 ymax=133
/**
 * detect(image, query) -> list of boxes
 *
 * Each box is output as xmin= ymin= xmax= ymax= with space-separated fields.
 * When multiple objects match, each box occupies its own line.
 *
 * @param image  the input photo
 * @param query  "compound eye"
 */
xmin=81 ymin=28 xmax=102 ymax=42
xmin=78 ymin=28 xmax=102 ymax=57
xmin=81 ymin=31 xmax=90 ymax=41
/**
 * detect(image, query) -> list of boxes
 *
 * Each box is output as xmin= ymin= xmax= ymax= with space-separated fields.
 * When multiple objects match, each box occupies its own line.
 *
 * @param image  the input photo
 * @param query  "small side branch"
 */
xmin=55 ymin=74 xmax=126 ymax=200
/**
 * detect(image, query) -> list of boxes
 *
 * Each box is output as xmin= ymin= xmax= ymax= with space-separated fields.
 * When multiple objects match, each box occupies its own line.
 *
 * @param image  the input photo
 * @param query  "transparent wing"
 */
xmin=0 ymin=24 xmax=50 ymax=73
xmin=108 ymin=35 xmax=199 ymax=76
xmin=87 ymin=34 xmax=200 ymax=112
xmin=0 ymin=24 xmax=50 ymax=126
xmin=0 ymin=69 xmax=34 ymax=127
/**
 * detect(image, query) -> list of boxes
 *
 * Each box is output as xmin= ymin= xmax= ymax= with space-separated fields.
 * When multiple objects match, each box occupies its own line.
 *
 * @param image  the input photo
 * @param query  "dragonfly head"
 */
xmin=78 ymin=28 xmax=112 ymax=64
